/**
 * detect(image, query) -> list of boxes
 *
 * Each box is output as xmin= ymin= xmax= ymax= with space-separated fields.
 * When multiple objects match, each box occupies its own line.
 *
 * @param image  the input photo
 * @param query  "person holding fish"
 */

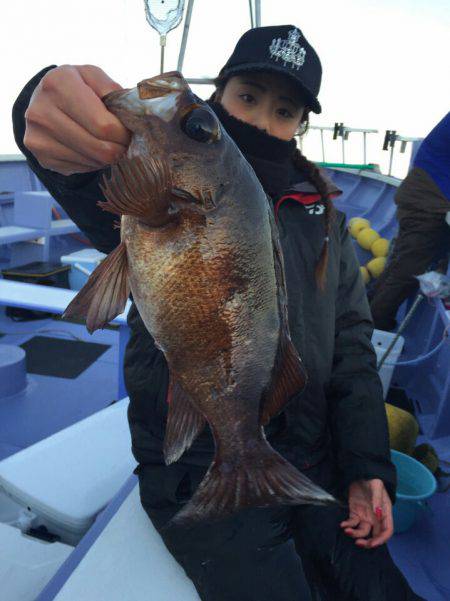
xmin=13 ymin=25 xmax=423 ymax=601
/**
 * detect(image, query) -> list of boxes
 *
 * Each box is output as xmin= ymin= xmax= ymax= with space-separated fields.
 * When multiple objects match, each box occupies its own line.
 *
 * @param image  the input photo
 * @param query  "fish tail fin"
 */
xmin=169 ymin=441 xmax=337 ymax=527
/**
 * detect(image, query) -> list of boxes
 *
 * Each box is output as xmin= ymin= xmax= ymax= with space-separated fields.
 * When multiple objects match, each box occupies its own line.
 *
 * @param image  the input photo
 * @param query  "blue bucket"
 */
xmin=391 ymin=449 xmax=437 ymax=533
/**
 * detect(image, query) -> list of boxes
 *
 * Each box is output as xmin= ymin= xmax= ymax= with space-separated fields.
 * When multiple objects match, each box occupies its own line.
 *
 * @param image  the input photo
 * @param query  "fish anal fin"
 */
xmin=164 ymin=378 xmax=206 ymax=465
xmin=98 ymin=154 xmax=175 ymax=227
xmin=62 ymin=241 xmax=129 ymax=334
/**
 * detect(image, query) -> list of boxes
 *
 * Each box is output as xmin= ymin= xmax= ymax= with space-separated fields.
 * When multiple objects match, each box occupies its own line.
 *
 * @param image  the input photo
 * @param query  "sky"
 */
xmin=2 ymin=0 xmax=449 ymax=178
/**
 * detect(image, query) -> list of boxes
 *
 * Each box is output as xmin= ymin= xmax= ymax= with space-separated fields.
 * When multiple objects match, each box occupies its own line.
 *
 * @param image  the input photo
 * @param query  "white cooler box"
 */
xmin=372 ymin=329 xmax=405 ymax=398
xmin=0 ymin=522 xmax=72 ymax=601
xmin=0 ymin=398 xmax=136 ymax=546
xmin=60 ymin=248 xmax=106 ymax=290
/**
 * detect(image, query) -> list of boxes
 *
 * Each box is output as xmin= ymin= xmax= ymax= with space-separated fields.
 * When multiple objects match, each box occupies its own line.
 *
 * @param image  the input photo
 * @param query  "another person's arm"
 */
xmin=327 ymin=214 xmax=396 ymax=545
xmin=12 ymin=65 xmax=131 ymax=253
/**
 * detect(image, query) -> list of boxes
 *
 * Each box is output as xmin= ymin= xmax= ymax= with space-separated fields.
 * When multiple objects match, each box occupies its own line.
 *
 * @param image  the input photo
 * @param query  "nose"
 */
xmin=251 ymin=110 xmax=271 ymax=135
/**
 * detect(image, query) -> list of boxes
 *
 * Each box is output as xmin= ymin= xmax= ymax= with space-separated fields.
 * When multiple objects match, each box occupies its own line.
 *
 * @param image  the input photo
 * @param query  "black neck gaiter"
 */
xmin=207 ymin=101 xmax=302 ymax=200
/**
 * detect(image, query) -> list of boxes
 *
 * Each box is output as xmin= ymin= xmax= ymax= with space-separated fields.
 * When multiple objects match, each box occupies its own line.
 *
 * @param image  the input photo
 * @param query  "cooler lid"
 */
xmin=0 ymin=399 xmax=136 ymax=534
xmin=60 ymin=248 xmax=106 ymax=265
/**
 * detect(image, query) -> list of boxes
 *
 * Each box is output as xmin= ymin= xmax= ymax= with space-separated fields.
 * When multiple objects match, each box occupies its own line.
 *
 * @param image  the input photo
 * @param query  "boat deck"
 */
xmin=0 ymin=307 xmax=121 ymax=462
xmin=0 ymin=160 xmax=449 ymax=600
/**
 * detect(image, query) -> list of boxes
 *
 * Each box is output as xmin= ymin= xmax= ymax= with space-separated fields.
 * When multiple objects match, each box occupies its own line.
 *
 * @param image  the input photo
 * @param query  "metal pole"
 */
xmin=185 ymin=77 xmax=215 ymax=84
xmin=377 ymin=294 xmax=424 ymax=369
xmin=320 ymin=129 xmax=325 ymax=162
xmin=255 ymin=0 xmax=261 ymax=27
xmin=341 ymin=136 xmax=345 ymax=163
xmin=388 ymin=145 xmax=394 ymax=176
xmin=363 ymin=131 xmax=367 ymax=164
xmin=160 ymin=34 xmax=166 ymax=74
xmin=248 ymin=0 xmax=255 ymax=27
xmin=177 ymin=0 xmax=194 ymax=72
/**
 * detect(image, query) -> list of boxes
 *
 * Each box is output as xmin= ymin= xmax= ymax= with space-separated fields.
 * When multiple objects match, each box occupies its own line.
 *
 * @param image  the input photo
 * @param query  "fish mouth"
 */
xmin=137 ymin=71 xmax=188 ymax=100
xmin=103 ymin=71 xmax=192 ymax=123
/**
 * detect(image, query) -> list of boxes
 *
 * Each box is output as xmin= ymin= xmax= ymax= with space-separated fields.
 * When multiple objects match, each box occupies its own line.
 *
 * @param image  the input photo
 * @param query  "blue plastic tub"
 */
xmin=391 ymin=449 xmax=437 ymax=533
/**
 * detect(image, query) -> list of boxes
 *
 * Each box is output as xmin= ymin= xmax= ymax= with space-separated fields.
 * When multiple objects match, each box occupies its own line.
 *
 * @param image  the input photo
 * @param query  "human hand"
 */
xmin=340 ymin=478 xmax=394 ymax=548
xmin=24 ymin=64 xmax=131 ymax=176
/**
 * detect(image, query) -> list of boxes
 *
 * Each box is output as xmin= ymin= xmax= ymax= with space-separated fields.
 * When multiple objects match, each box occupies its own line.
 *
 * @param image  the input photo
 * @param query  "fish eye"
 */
xmin=181 ymin=108 xmax=221 ymax=143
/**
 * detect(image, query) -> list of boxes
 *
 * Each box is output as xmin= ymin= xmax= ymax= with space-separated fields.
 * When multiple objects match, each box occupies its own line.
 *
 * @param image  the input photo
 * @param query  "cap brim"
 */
xmin=220 ymin=63 xmax=322 ymax=114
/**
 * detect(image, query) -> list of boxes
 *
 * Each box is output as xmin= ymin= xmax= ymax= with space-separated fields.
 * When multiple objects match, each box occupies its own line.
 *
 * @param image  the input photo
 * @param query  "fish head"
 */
xmin=103 ymin=71 xmax=240 ymax=208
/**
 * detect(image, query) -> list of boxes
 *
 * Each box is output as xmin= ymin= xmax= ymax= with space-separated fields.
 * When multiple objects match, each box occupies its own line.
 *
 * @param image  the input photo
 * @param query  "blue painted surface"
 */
xmin=389 ymin=484 xmax=450 ymax=601
xmin=328 ymin=168 xmax=450 ymax=441
xmin=389 ymin=297 xmax=450 ymax=440
xmin=0 ymin=344 xmax=26 ymax=397
xmin=0 ymin=159 xmax=44 ymax=194
xmin=0 ymin=307 xmax=121 ymax=461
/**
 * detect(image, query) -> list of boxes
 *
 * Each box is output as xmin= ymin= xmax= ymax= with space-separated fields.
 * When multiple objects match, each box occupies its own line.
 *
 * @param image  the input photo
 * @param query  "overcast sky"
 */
xmin=2 ymin=0 xmax=449 ymax=177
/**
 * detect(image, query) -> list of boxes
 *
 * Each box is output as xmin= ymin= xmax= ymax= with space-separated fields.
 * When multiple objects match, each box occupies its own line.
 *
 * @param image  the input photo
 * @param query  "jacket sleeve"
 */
xmin=327 ymin=213 xmax=397 ymax=502
xmin=12 ymin=65 xmax=120 ymax=255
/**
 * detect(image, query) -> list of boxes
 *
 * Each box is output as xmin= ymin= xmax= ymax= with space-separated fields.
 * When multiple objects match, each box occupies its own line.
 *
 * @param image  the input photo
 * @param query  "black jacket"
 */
xmin=12 ymin=66 xmax=397 ymax=501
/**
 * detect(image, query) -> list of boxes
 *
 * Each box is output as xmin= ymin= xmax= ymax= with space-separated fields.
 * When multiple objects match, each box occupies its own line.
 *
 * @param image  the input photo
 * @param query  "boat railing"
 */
xmin=382 ymin=131 xmax=424 ymax=175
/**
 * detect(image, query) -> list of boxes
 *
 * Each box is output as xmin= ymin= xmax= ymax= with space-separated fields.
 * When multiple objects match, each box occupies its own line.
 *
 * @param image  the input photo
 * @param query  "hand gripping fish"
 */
xmin=63 ymin=72 xmax=336 ymax=525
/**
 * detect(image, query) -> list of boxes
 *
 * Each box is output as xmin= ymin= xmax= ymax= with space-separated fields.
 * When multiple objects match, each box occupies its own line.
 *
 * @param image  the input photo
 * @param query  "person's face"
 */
xmin=219 ymin=71 xmax=306 ymax=141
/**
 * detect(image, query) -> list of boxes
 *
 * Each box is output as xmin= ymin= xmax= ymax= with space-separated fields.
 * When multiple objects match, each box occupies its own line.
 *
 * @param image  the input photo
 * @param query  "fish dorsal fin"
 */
xmin=63 ymin=241 xmax=129 ymax=334
xmin=98 ymin=155 xmax=175 ymax=227
xmin=260 ymin=208 xmax=307 ymax=425
xmin=164 ymin=377 xmax=206 ymax=465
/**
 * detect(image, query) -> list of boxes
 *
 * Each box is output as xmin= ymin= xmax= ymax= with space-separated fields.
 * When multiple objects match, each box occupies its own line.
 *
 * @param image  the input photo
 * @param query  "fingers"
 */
xmin=26 ymin=108 xmax=126 ymax=168
xmin=24 ymin=121 xmax=105 ymax=171
xmin=76 ymin=64 xmax=124 ymax=99
xmin=344 ymin=521 xmax=372 ymax=539
xmin=341 ymin=513 xmax=373 ymax=539
xmin=44 ymin=158 xmax=101 ymax=176
xmin=345 ymin=506 xmax=394 ymax=549
xmin=24 ymin=64 xmax=131 ymax=176
xmin=53 ymin=65 xmax=131 ymax=146
xmin=363 ymin=508 xmax=395 ymax=549
xmin=340 ymin=516 xmax=359 ymax=529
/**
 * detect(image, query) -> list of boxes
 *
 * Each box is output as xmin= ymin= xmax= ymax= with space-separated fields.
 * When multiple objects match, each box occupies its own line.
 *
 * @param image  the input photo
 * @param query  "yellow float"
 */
xmin=385 ymin=403 xmax=419 ymax=456
xmin=357 ymin=228 xmax=380 ymax=250
xmin=372 ymin=238 xmax=390 ymax=257
xmin=360 ymin=265 xmax=370 ymax=284
xmin=348 ymin=217 xmax=371 ymax=239
xmin=366 ymin=256 xmax=387 ymax=278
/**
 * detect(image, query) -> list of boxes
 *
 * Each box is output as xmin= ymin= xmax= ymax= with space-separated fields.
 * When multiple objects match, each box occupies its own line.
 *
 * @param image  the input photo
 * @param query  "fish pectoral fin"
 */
xmin=260 ymin=333 xmax=307 ymax=425
xmin=164 ymin=378 xmax=206 ymax=465
xmin=62 ymin=241 xmax=129 ymax=334
xmin=98 ymin=155 xmax=175 ymax=227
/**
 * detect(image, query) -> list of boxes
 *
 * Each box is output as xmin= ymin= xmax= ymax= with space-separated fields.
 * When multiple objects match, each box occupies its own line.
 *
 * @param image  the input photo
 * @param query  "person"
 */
xmin=370 ymin=112 xmax=450 ymax=331
xmin=13 ymin=24 xmax=424 ymax=601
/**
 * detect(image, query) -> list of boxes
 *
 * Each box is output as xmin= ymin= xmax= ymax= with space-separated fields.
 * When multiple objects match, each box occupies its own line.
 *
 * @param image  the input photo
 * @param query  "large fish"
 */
xmin=63 ymin=72 xmax=336 ymax=525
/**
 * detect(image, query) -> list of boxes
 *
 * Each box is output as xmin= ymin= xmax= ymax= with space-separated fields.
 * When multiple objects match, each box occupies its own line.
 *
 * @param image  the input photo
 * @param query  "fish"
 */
xmin=63 ymin=71 xmax=336 ymax=525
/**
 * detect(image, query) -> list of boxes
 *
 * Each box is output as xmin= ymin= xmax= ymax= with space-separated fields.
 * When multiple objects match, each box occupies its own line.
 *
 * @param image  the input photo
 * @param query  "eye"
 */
xmin=181 ymin=108 xmax=221 ymax=143
xmin=239 ymin=93 xmax=255 ymax=104
xmin=277 ymin=107 xmax=294 ymax=119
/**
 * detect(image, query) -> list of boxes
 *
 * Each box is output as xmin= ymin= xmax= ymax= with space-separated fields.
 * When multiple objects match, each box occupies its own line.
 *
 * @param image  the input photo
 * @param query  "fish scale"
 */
xmin=63 ymin=70 xmax=337 ymax=525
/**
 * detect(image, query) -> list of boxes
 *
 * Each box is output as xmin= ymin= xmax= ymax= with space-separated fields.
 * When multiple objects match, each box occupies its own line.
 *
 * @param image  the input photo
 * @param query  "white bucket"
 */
xmin=371 ymin=329 xmax=405 ymax=398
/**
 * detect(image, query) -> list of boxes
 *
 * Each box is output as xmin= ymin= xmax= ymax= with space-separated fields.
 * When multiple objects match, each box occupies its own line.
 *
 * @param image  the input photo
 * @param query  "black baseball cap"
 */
xmin=218 ymin=25 xmax=322 ymax=114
